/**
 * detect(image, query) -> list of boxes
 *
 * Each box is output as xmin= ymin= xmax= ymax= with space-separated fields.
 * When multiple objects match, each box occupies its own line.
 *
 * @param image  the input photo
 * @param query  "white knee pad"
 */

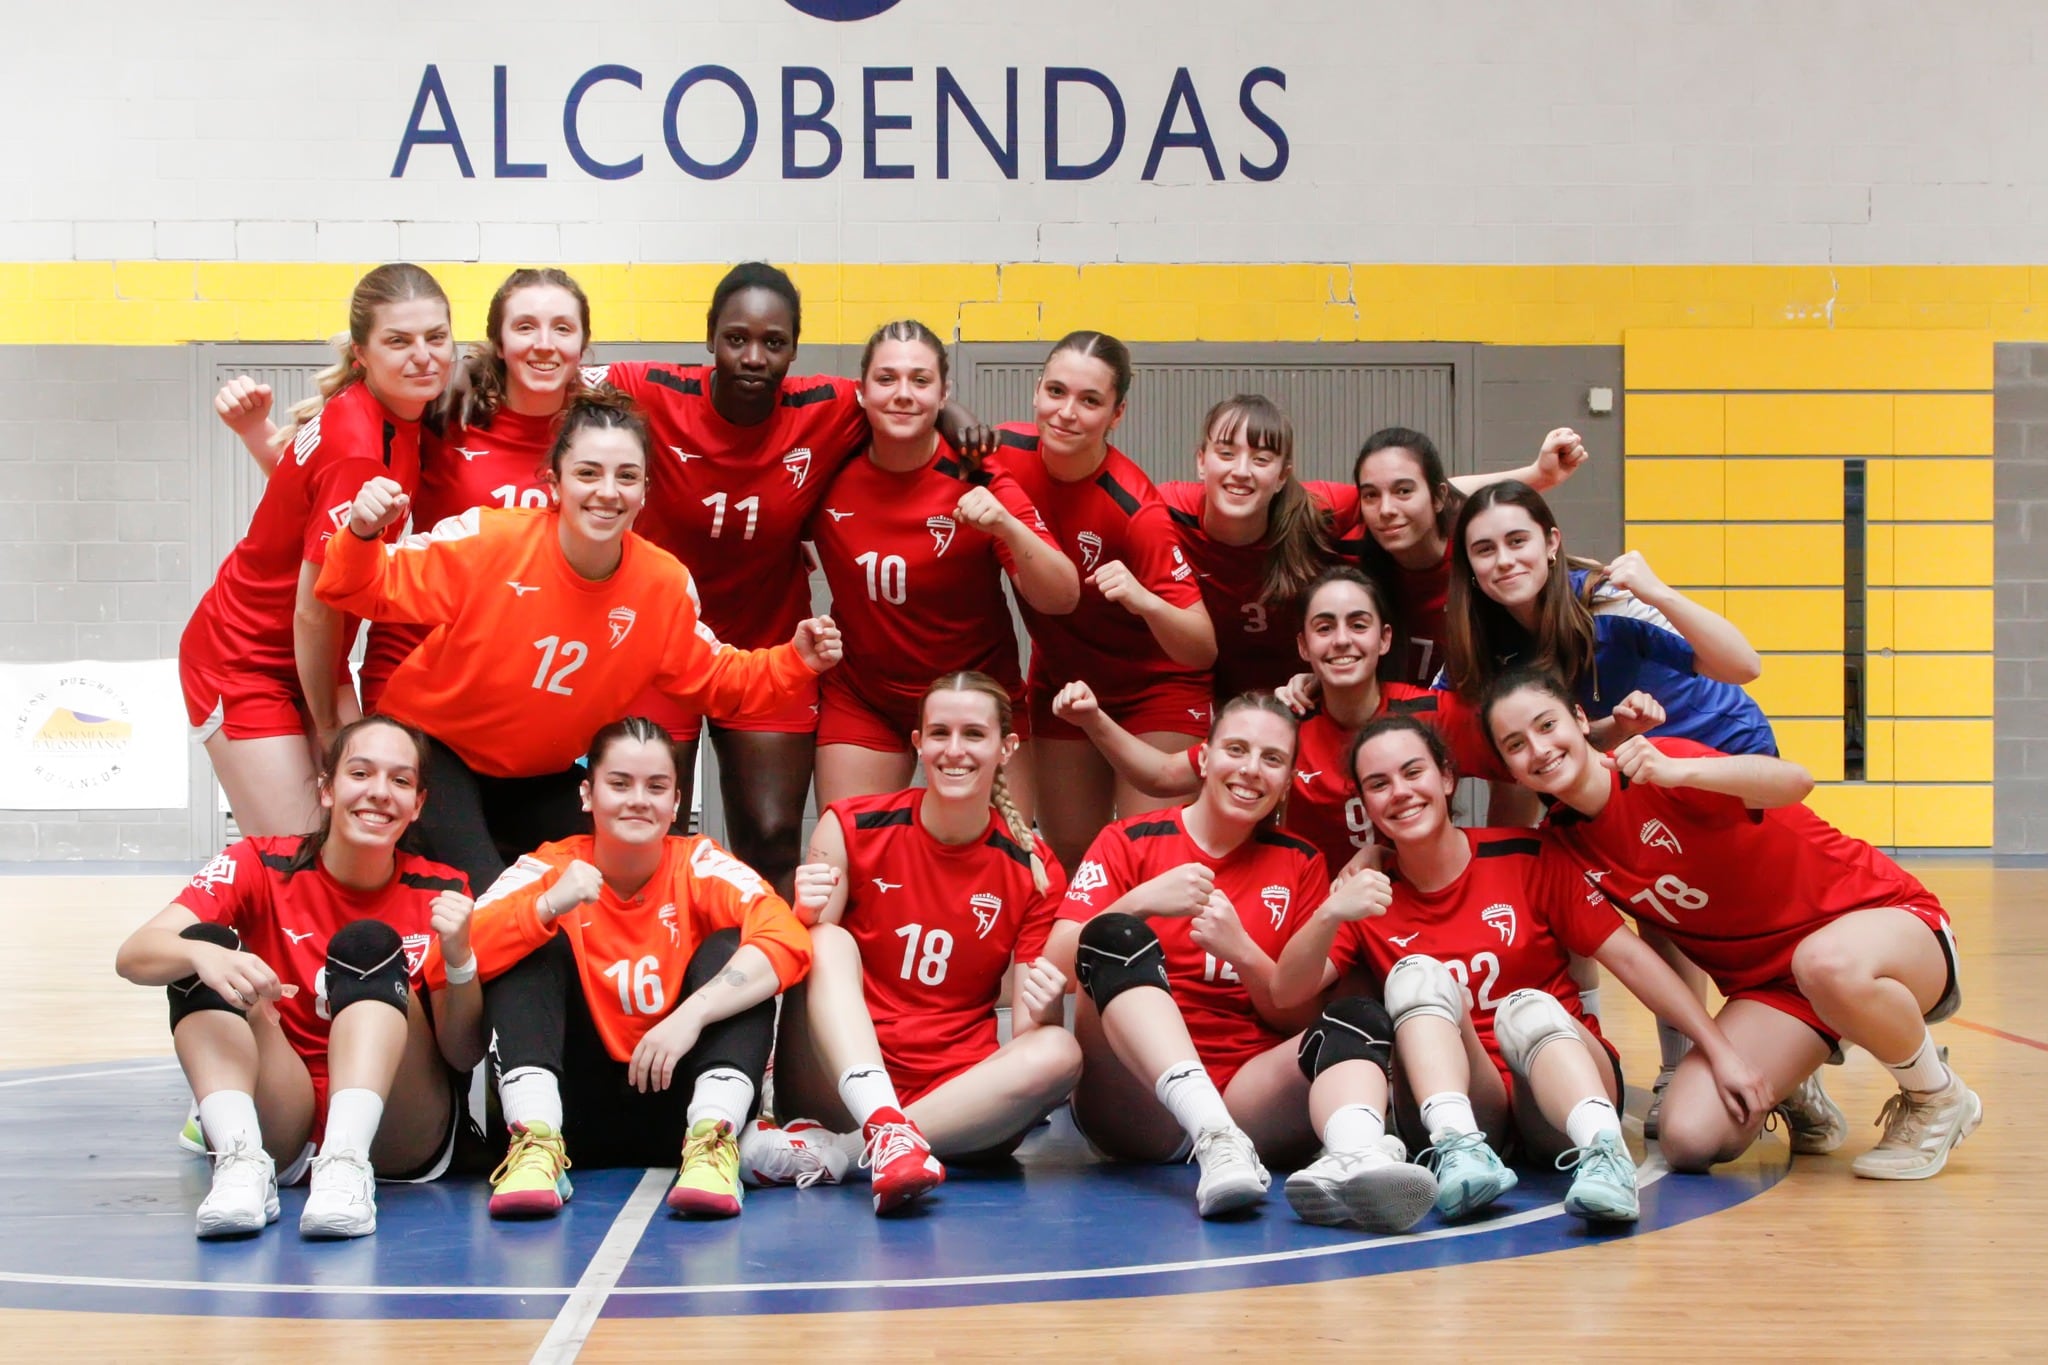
xmin=1493 ymin=988 xmax=1579 ymax=1076
xmin=1383 ymin=954 xmax=1465 ymax=1029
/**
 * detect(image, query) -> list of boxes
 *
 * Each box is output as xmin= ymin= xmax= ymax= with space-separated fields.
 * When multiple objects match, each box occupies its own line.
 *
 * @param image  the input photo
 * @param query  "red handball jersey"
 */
xmin=810 ymin=441 xmax=1058 ymax=722
xmin=1327 ymin=829 xmax=1596 ymax=1081
xmin=829 ymin=789 xmax=1065 ymax=1094
xmin=184 ymin=383 xmax=422 ymax=684
xmin=1535 ymin=738 xmax=1949 ymax=999
xmin=173 ymin=836 xmax=461 ymax=1082
xmin=361 ymin=405 xmax=559 ymax=709
xmin=1331 ymin=528 xmax=1451 ymax=688
xmin=1158 ymin=480 xmax=1356 ymax=699
xmin=988 ymin=425 xmax=1208 ymax=710
xmin=586 ymin=363 xmax=866 ymax=649
xmin=1059 ymin=806 xmax=1327 ymax=1084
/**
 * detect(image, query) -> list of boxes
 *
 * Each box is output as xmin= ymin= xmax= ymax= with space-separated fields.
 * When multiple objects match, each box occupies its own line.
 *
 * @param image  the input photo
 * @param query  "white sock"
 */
xmin=197 ymin=1089 xmax=262 ymax=1153
xmin=837 ymin=1064 xmax=903 ymax=1129
xmin=1154 ymin=1060 xmax=1234 ymax=1139
xmin=1883 ymin=1032 xmax=1951 ymax=1094
xmin=499 ymin=1066 xmax=564 ymax=1133
xmin=1420 ymin=1091 xmax=1479 ymax=1140
xmin=1578 ymin=985 xmax=1603 ymax=1021
xmin=1658 ymin=1023 xmax=1693 ymax=1071
xmin=1565 ymin=1095 xmax=1623 ymax=1149
xmin=1320 ymin=1103 xmax=1386 ymax=1155
xmin=685 ymin=1067 xmax=756 ymax=1132
xmin=321 ymin=1088 xmax=384 ymax=1160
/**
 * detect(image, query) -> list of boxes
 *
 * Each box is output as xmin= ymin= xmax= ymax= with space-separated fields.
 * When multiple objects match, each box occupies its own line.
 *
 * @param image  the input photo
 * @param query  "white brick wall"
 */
xmin=6 ymin=0 xmax=2047 ymax=265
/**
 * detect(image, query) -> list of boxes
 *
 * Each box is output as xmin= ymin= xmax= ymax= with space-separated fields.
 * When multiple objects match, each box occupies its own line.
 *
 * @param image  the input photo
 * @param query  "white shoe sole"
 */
xmin=1197 ymin=1173 xmax=1268 ymax=1218
xmin=1286 ymin=1166 xmax=1438 ymax=1234
xmin=196 ymin=1193 xmax=279 ymax=1239
xmin=300 ymin=1207 xmax=377 ymax=1238
xmin=1851 ymin=1089 xmax=1984 ymax=1181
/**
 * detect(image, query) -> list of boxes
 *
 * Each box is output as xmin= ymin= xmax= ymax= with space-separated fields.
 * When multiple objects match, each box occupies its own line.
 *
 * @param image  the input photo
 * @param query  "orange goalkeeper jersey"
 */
xmin=317 ymin=507 xmax=816 ymax=776
xmin=452 ymin=833 xmax=813 ymax=1061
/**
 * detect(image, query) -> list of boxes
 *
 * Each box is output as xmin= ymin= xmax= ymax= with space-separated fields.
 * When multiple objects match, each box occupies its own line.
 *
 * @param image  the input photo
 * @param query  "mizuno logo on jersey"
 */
xmin=926 ymin=515 xmax=957 ymax=557
xmin=1189 ymin=708 xmax=1210 ymax=721
xmin=669 ymin=446 xmax=701 ymax=462
xmin=282 ymin=928 xmax=315 ymax=945
xmin=401 ymin=933 xmax=433 ymax=976
xmin=825 ymin=507 xmax=854 ymax=521
xmin=1639 ymin=819 xmax=1682 ymax=855
xmin=871 ymin=879 xmax=901 ymax=894
xmin=508 ymin=581 xmax=539 ymax=596
xmin=783 ymin=448 xmax=812 ymax=488
xmin=1261 ymin=884 xmax=1291 ymax=929
xmin=1481 ymin=902 xmax=1517 ymax=945
xmin=455 ymin=446 xmax=489 ymax=461
xmin=1069 ymin=858 xmax=1109 ymax=904
xmin=1389 ymin=932 xmax=1420 ymax=948
xmin=658 ymin=903 xmax=679 ymax=946
xmin=293 ymin=413 xmax=323 ymax=465
xmin=189 ymin=852 xmax=237 ymax=895
xmin=608 ymin=606 xmax=637 ymax=647
xmin=1296 ymin=769 xmax=1321 ymax=784
xmin=1076 ymin=530 xmax=1103 ymax=570
xmin=970 ymin=892 xmax=1003 ymax=938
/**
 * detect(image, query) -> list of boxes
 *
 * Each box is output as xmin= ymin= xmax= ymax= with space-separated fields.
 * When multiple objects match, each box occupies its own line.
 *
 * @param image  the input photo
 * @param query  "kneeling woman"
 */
xmin=1044 ymin=695 xmax=1328 ymax=1218
xmin=468 ymin=718 xmax=813 ymax=1220
xmin=1271 ymin=717 xmax=1770 ymax=1230
xmin=115 ymin=716 xmax=485 ymax=1240
xmin=1484 ymin=668 xmax=1981 ymax=1181
xmin=760 ymin=672 xmax=1082 ymax=1214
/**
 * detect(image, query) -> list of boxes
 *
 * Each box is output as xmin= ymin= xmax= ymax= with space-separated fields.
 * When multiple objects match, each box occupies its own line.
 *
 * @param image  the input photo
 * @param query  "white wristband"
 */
xmin=443 ymin=955 xmax=478 ymax=985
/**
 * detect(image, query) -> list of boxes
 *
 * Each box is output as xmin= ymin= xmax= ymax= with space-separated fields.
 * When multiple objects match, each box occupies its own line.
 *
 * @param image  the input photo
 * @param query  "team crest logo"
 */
xmin=607 ymin=607 xmax=637 ymax=647
xmin=783 ymin=448 xmax=813 ymax=488
xmin=926 ymin=515 xmax=957 ymax=557
xmin=1261 ymin=884 xmax=1291 ymax=929
xmin=1639 ymin=819 xmax=1682 ymax=855
xmin=969 ymin=892 xmax=1003 ymax=938
xmin=1070 ymin=859 xmax=1109 ymax=905
xmin=401 ymin=933 xmax=433 ymax=976
xmin=1076 ymin=531 xmax=1103 ymax=570
xmin=658 ymin=903 xmax=679 ymax=946
xmin=326 ymin=501 xmax=353 ymax=532
xmin=189 ymin=851 xmax=238 ymax=895
xmin=1480 ymin=902 xmax=1517 ymax=945
xmin=1170 ymin=545 xmax=1193 ymax=582
xmin=581 ymin=364 xmax=611 ymax=386
xmin=293 ymin=413 xmax=323 ymax=465
xmin=1582 ymin=869 xmax=1609 ymax=904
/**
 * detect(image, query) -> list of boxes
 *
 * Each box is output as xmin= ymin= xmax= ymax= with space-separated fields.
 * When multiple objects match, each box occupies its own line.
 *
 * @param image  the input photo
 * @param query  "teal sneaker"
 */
xmin=1422 ymin=1130 xmax=1517 ymax=1219
xmin=1559 ymin=1131 xmax=1639 ymax=1222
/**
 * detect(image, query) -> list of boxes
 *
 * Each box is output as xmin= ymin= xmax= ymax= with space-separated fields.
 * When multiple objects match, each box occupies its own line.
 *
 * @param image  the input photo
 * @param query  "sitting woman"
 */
xmin=467 ymin=717 xmax=813 ymax=1221
xmin=115 ymin=716 xmax=485 ymax=1241
xmin=757 ymin=671 xmax=1083 ymax=1215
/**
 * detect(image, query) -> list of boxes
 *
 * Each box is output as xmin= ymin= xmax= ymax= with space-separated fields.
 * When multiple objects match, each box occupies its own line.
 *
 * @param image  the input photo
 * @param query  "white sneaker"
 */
xmin=299 ymin=1150 xmax=377 ymax=1238
xmin=1191 ymin=1125 xmax=1269 ymax=1218
xmin=195 ymin=1139 xmax=279 ymax=1239
xmin=1776 ymin=1069 xmax=1848 ymax=1155
xmin=1284 ymin=1135 xmax=1437 ymax=1233
xmin=739 ymin=1118 xmax=852 ymax=1188
xmin=1851 ymin=1075 xmax=1983 ymax=1181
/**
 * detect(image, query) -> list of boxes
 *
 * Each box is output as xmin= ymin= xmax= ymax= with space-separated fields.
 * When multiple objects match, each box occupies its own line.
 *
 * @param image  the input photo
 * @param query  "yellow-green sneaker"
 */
xmin=667 ymin=1119 xmax=743 ymax=1218
xmin=489 ymin=1122 xmax=573 ymax=1219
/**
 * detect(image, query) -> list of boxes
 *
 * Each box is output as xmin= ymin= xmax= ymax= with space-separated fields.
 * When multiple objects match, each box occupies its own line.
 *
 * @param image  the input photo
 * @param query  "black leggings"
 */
xmin=487 ymin=928 xmax=773 ymax=1168
xmin=415 ymin=736 xmax=590 ymax=898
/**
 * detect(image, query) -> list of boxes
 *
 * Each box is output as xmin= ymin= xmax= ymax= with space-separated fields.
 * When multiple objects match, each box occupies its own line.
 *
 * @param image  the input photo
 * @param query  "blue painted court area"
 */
xmin=0 ymin=1060 xmax=1789 ymax=1320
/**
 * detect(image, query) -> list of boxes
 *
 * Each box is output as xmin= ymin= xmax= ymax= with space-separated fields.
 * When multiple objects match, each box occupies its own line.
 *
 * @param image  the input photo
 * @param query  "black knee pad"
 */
xmin=1296 ymin=995 xmax=1395 ymax=1081
xmin=167 ymin=922 xmax=247 ymax=1028
xmin=1075 ymin=913 xmax=1171 ymax=1012
xmin=320 ymin=919 xmax=412 ymax=1019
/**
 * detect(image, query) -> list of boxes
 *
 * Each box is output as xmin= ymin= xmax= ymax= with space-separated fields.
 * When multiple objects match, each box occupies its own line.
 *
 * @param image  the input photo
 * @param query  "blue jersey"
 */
xmin=1571 ymin=569 xmax=1777 ymax=756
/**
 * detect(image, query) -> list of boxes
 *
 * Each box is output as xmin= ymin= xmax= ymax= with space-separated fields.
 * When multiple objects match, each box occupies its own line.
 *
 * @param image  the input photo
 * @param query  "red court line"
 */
xmin=1952 ymin=1018 xmax=2048 ymax=1053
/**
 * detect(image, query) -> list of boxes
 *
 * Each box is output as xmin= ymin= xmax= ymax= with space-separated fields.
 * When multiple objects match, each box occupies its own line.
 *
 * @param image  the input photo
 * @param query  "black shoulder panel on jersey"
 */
xmin=935 ymin=455 xmax=995 ymax=487
xmin=646 ymin=368 xmax=702 ymax=396
xmin=985 ymin=828 xmax=1034 ymax=868
xmin=854 ymin=805 xmax=916 ymax=830
xmin=380 ymin=420 xmax=396 ymax=469
xmin=1095 ymin=469 xmax=1142 ymax=516
xmin=400 ymin=871 xmax=468 ymax=893
xmin=1254 ymin=827 xmax=1320 ymax=859
xmin=1166 ymin=504 xmax=1201 ymax=529
xmin=1125 ymin=818 xmax=1181 ymax=840
xmin=781 ymin=382 xmax=838 ymax=409
xmin=1386 ymin=693 xmax=1441 ymax=716
xmin=258 ymin=849 xmax=297 ymax=873
xmin=1474 ymin=836 xmax=1542 ymax=859
xmin=996 ymin=428 xmax=1040 ymax=453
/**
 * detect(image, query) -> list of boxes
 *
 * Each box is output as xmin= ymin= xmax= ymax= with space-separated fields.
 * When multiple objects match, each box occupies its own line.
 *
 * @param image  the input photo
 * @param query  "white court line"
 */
xmin=528 ymin=1168 xmax=669 ymax=1365
xmin=0 ymin=1062 xmax=177 ymax=1090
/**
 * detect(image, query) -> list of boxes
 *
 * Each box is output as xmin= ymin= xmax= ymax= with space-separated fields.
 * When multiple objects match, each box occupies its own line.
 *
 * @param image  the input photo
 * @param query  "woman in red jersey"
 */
xmin=588 ymin=263 xmax=990 ymax=897
xmin=1045 ymin=695 xmax=1323 ymax=1219
xmin=809 ymin=321 xmax=1078 ymax=811
xmin=465 ymin=718 xmax=813 ymax=1222
xmin=755 ymin=672 xmax=1082 ymax=1214
xmin=182 ymin=265 xmax=454 ymax=834
xmin=988 ymin=331 xmax=1218 ymax=876
xmin=116 ymin=716 xmax=485 ymax=1242
xmin=1056 ymin=567 xmax=1506 ymax=874
xmin=1482 ymin=667 xmax=1981 ymax=1181
xmin=315 ymin=394 xmax=842 ymax=901
xmin=1270 ymin=716 xmax=1768 ymax=1231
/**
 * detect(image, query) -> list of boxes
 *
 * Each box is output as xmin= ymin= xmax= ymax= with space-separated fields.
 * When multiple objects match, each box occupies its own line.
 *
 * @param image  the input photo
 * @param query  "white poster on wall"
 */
xmin=0 ymin=660 xmax=189 ymax=810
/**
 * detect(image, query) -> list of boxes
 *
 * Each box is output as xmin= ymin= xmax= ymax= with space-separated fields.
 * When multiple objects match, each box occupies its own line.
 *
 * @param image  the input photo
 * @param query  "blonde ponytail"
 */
xmin=989 ymin=765 xmax=1048 ymax=894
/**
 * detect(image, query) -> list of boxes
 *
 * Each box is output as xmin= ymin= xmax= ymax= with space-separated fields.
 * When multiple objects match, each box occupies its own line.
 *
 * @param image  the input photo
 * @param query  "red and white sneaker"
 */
xmin=860 ymin=1108 xmax=944 ymax=1214
xmin=739 ymin=1118 xmax=852 ymax=1189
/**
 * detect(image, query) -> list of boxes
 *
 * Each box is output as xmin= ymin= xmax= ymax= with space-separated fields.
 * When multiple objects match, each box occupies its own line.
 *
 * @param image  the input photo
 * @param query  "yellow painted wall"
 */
xmin=1624 ymin=328 xmax=1995 ymax=847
